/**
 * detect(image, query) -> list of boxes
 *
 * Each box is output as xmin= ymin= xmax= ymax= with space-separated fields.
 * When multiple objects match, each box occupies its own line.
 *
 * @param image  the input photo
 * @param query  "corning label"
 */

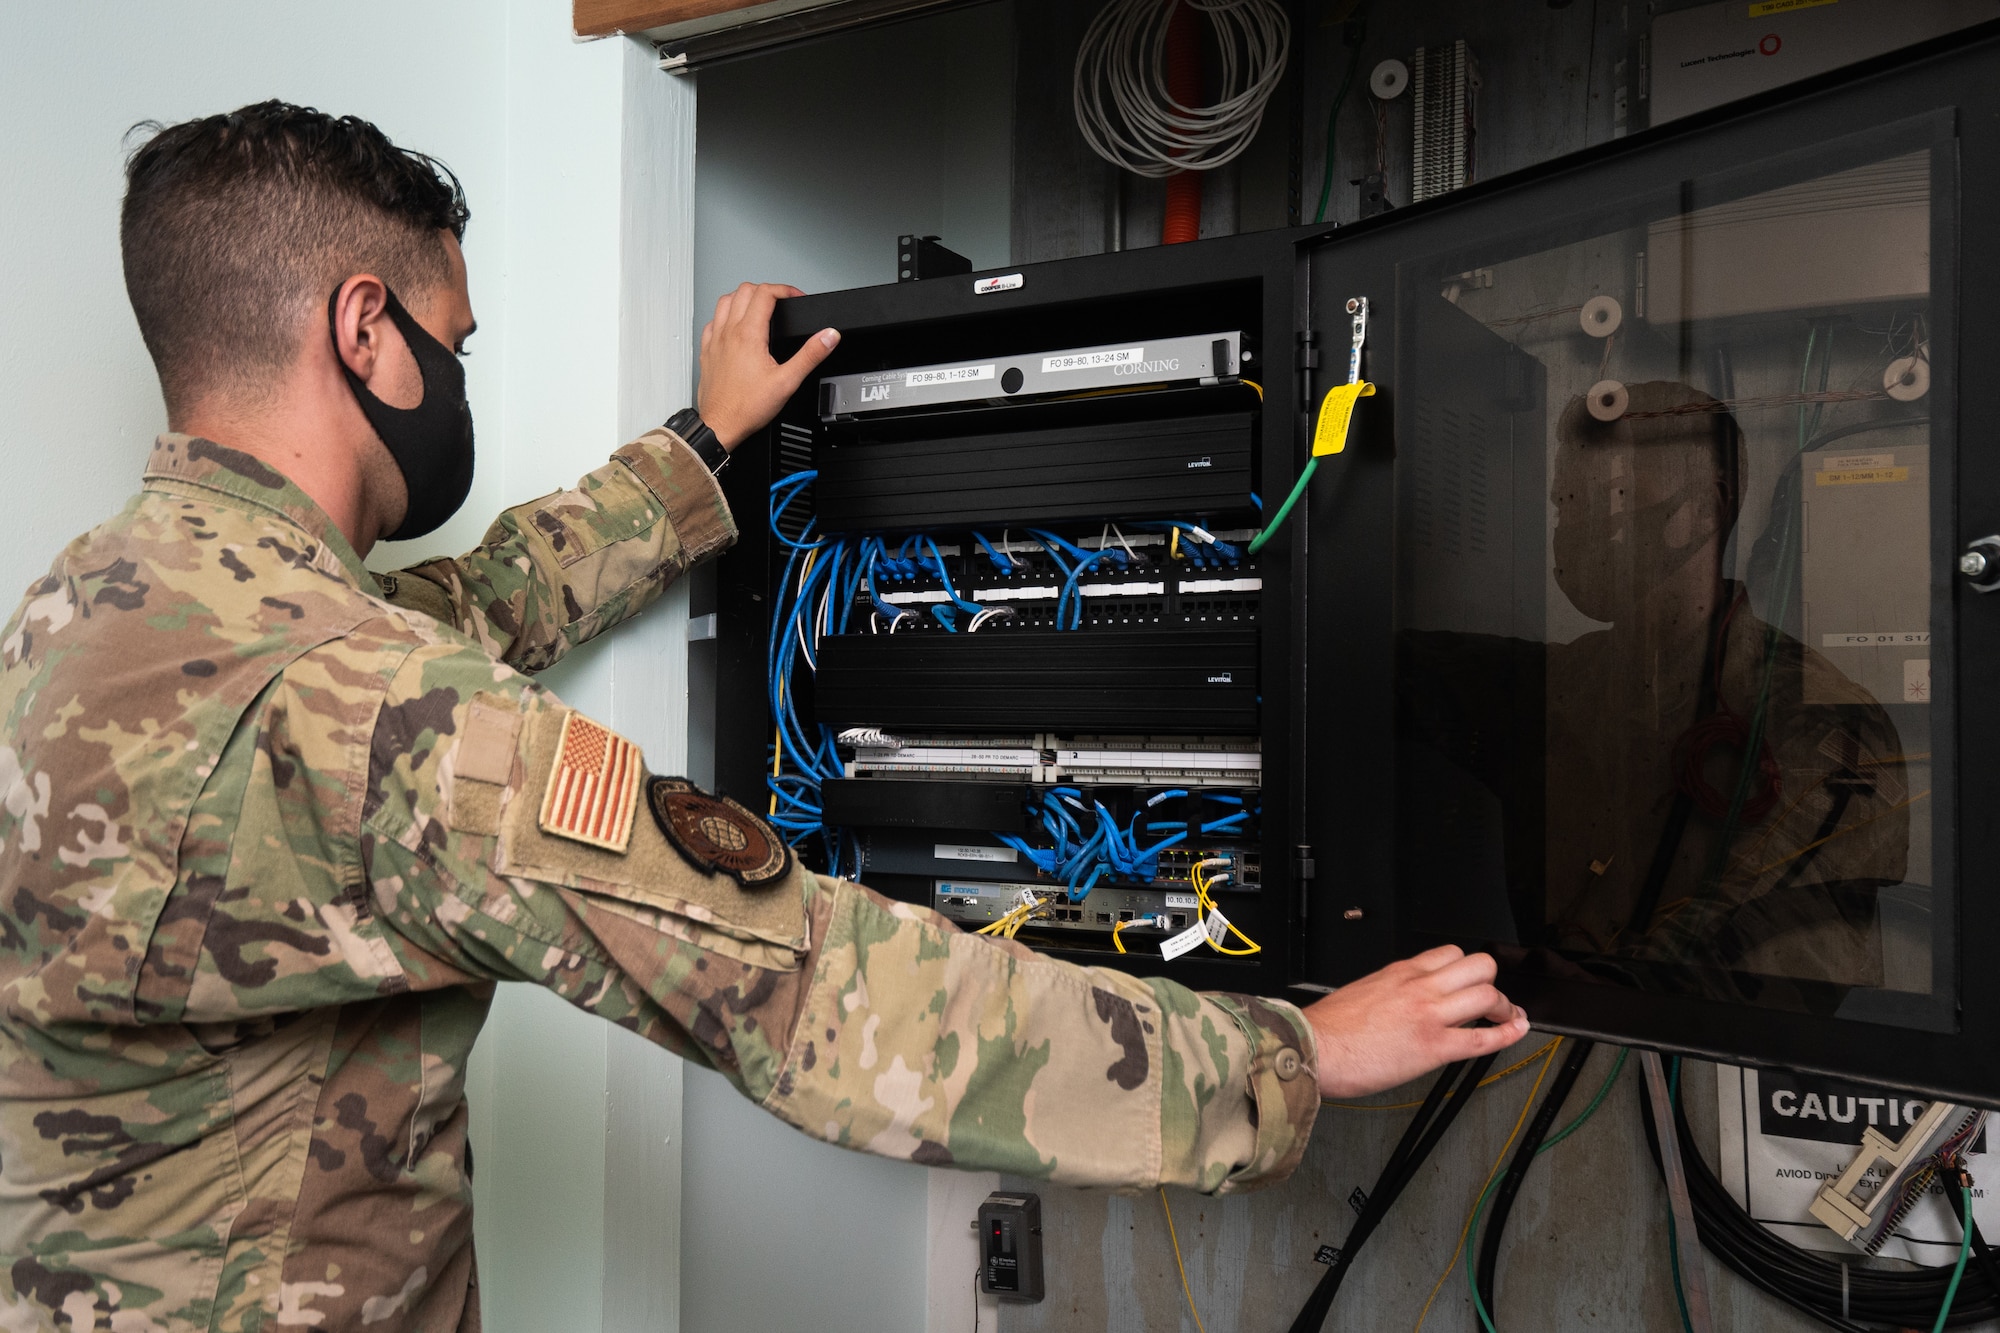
xmin=1822 ymin=632 xmax=1930 ymax=648
xmin=1161 ymin=921 xmax=1209 ymax=961
xmin=907 ymin=364 xmax=994 ymax=387
xmin=1822 ymin=452 xmax=1894 ymax=471
xmin=936 ymin=844 xmax=1019 ymax=863
xmin=974 ymin=274 xmax=1024 ymax=295
xmin=1043 ymin=347 xmax=1144 ymax=373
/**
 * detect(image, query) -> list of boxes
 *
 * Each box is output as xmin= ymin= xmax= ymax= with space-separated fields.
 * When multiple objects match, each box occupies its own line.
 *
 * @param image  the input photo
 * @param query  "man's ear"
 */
xmin=330 ymin=274 xmax=394 ymax=384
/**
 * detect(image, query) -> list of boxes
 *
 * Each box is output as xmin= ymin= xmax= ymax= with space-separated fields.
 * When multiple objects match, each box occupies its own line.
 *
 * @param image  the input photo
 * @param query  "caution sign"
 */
xmin=1718 ymin=1064 xmax=1996 ymax=1263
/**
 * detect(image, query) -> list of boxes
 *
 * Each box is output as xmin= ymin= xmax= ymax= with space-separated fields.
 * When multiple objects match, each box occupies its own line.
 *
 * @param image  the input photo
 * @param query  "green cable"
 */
xmin=1313 ymin=14 xmax=1368 ymax=224
xmin=1540 ymin=1048 xmax=1628 ymax=1152
xmin=1466 ymin=1048 xmax=1631 ymax=1332
xmin=1934 ymin=1183 xmax=1974 ymax=1333
xmin=1665 ymin=1059 xmax=1696 ymax=1333
xmin=1246 ymin=456 xmax=1316 ymax=555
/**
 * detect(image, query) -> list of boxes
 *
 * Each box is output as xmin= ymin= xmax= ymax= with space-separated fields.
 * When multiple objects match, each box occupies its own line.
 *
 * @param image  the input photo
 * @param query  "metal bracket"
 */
xmin=1642 ymin=1052 xmax=1715 ymax=1333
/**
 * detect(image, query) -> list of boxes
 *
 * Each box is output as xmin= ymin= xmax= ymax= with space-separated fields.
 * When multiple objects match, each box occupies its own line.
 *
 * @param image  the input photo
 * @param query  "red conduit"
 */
xmin=1163 ymin=0 xmax=1202 ymax=244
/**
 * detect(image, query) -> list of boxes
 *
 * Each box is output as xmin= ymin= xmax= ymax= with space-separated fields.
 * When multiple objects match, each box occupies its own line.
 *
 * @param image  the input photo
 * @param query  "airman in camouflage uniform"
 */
xmin=0 ymin=424 xmax=1320 ymax=1330
xmin=0 ymin=96 xmax=1532 ymax=1333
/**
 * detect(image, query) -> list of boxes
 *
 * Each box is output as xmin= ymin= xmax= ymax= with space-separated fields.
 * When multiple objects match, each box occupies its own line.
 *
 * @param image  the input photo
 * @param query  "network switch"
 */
xmin=819 ymin=332 xmax=1244 ymax=418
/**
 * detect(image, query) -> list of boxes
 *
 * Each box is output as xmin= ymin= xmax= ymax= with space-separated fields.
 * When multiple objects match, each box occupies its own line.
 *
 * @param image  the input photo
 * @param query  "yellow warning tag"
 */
xmin=1750 ymin=0 xmax=1833 ymax=15
xmin=1815 ymin=467 xmax=1909 ymax=487
xmin=1311 ymin=381 xmax=1377 ymax=457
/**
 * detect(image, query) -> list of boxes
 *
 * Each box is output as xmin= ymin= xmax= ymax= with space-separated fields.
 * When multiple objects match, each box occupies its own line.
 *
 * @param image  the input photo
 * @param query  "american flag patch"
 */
xmin=538 ymin=712 xmax=641 ymax=853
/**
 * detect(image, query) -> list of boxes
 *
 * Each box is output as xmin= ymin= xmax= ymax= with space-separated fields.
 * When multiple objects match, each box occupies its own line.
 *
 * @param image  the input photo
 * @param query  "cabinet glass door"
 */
xmin=1299 ymin=30 xmax=2000 ymax=1097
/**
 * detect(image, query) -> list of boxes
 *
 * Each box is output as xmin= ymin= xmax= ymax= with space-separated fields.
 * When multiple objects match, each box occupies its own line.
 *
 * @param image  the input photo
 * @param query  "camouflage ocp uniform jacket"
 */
xmin=0 ymin=433 xmax=1319 ymax=1332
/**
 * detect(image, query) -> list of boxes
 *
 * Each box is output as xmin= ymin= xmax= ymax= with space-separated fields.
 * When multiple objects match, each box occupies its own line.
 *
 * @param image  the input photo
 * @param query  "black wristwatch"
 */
xmin=664 ymin=407 xmax=729 ymax=474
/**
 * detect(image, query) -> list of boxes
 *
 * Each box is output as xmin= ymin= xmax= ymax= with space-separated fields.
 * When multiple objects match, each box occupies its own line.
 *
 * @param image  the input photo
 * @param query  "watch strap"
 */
xmin=665 ymin=408 xmax=729 ymax=474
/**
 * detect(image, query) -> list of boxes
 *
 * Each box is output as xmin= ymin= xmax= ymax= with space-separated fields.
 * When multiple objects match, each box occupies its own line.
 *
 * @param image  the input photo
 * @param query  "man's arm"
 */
xmin=363 ymin=642 xmax=1315 ymax=1191
xmin=377 ymin=282 xmax=844 ymax=673
xmin=376 ymin=429 xmax=732 ymax=673
xmin=360 ymin=640 xmax=1524 ymax=1191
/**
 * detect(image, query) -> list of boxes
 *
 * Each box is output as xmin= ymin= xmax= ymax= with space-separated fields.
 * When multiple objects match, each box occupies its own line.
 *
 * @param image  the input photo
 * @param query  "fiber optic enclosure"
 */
xmin=717 ymin=23 xmax=2000 ymax=1105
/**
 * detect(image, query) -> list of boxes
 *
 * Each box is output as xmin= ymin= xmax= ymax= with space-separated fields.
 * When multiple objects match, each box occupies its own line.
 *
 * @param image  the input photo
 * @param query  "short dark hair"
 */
xmin=121 ymin=100 xmax=470 ymax=415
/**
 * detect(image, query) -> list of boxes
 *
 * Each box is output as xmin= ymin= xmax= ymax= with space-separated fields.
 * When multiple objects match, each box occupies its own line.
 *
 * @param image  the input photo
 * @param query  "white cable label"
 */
xmin=936 ymin=844 xmax=1018 ymax=864
xmin=1161 ymin=921 xmax=1210 ymax=961
xmin=1016 ymin=888 xmax=1043 ymax=911
xmin=1204 ymin=908 xmax=1231 ymax=947
xmin=972 ymin=586 xmax=1059 ymax=600
xmin=906 ymin=364 xmax=994 ymax=387
xmin=1043 ymin=347 xmax=1144 ymax=373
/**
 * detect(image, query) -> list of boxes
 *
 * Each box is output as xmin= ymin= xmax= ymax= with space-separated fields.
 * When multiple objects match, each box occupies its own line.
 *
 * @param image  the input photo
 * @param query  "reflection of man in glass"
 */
xmin=1402 ymin=378 xmax=1912 ymax=1009
xmin=1542 ymin=381 xmax=1907 ymax=999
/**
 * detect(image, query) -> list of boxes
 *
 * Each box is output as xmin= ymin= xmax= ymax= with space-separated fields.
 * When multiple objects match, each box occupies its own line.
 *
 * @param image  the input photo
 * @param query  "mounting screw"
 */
xmin=1964 ymin=537 xmax=2000 ymax=592
xmin=1343 ymin=907 xmax=1364 ymax=921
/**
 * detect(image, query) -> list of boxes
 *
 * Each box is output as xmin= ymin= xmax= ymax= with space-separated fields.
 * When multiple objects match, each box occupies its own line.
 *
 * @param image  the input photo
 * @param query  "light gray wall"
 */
xmin=0 ymin=7 xmax=695 ymax=1331
xmin=682 ymin=9 xmax=1014 ymax=1332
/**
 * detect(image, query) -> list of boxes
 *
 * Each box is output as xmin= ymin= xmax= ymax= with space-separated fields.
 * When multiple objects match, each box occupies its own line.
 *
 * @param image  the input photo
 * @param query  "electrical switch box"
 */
xmin=977 ymin=1192 xmax=1044 ymax=1303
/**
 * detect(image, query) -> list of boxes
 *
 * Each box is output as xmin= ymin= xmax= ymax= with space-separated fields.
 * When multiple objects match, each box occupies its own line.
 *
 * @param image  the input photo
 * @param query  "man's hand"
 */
xmin=1303 ymin=945 xmax=1529 ymax=1100
xmin=698 ymin=282 xmax=840 ymax=449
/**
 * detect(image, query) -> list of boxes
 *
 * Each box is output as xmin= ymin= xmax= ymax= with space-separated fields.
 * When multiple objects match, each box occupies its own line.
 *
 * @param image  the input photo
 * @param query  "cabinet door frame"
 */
xmin=1301 ymin=23 xmax=2000 ymax=1104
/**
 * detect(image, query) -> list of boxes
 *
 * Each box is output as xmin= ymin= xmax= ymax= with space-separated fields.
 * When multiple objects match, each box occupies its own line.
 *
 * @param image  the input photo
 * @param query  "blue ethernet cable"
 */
xmin=974 ymin=531 xmax=1016 ymax=573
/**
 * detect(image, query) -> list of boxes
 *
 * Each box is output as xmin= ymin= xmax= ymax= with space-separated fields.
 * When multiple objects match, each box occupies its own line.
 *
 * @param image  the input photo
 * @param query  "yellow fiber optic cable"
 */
xmin=1410 ymin=1040 xmax=1564 ymax=1332
xmin=1323 ymin=1039 xmax=1561 ymax=1112
xmin=1159 ymin=1188 xmax=1209 ymax=1333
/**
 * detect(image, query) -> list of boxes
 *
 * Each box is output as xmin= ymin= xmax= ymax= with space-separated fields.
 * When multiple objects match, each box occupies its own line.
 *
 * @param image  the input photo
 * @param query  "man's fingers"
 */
xmin=1437 ymin=1015 xmax=1532 ymax=1063
xmin=745 ymin=284 xmax=784 ymax=330
xmin=1405 ymin=944 xmax=1467 ymax=974
xmin=1420 ymin=950 xmax=1498 ymax=996
xmin=777 ymin=329 xmax=842 ymax=392
xmin=714 ymin=291 xmax=735 ymax=325
xmin=770 ymin=284 xmax=806 ymax=299
xmin=725 ymin=281 xmax=758 ymax=324
xmin=1432 ymin=983 xmax=1507 ymax=1029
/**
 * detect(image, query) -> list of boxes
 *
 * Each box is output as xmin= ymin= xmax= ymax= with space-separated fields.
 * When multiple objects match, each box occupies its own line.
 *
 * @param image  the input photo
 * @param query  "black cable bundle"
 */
xmin=1285 ymin=1054 xmax=1499 ymax=1333
xmin=1472 ymin=1040 xmax=1597 ymax=1317
xmin=1637 ymin=1066 xmax=2000 ymax=1330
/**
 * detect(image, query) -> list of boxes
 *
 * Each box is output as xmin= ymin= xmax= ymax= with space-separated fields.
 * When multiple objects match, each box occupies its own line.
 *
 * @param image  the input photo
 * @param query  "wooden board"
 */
xmin=574 ymin=0 xmax=779 ymax=38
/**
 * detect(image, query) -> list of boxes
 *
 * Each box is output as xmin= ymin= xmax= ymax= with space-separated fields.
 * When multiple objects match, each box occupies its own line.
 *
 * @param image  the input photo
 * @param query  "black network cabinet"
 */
xmin=717 ymin=24 xmax=2000 ymax=1104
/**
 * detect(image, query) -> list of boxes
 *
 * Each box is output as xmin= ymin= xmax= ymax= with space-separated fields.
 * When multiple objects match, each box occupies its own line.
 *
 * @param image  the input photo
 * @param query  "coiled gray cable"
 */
xmin=1072 ymin=0 xmax=1291 ymax=178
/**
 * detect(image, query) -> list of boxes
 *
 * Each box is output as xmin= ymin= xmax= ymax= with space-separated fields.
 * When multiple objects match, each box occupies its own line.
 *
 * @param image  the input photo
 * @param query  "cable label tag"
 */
xmin=1204 ymin=908 xmax=1231 ymax=947
xmin=1043 ymin=347 xmax=1143 ymax=373
xmin=1161 ymin=921 xmax=1209 ymax=961
xmin=1312 ymin=380 xmax=1377 ymax=457
xmin=1015 ymin=888 xmax=1043 ymax=912
xmin=936 ymin=844 xmax=1018 ymax=864
xmin=906 ymin=364 xmax=993 ymax=387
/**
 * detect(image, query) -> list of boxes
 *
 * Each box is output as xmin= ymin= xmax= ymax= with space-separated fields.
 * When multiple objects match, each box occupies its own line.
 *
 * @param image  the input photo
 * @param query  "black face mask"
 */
xmin=328 ymin=283 xmax=475 ymax=542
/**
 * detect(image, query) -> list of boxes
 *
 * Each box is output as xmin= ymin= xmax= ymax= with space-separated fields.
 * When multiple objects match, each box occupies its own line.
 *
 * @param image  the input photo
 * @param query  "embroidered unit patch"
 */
xmin=537 ymin=711 xmax=641 ymax=853
xmin=647 ymin=777 xmax=790 ymax=887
